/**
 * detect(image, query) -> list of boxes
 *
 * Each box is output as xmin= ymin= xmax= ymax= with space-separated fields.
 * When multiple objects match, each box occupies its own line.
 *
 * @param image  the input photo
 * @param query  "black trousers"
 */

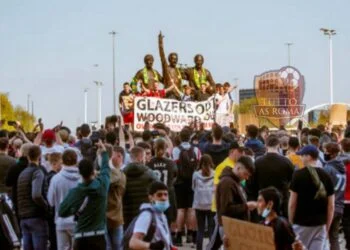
xmin=74 ymin=235 xmax=106 ymax=250
xmin=343 ymin=204 xmax=350 ymax=250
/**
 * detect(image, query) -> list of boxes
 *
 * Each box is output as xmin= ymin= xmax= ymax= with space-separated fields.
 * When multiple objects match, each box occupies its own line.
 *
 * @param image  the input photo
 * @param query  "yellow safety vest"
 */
xmin=143 ymin=68 xmax=159 ymax=85
xmin=193 ymin=68 xmax=207 ymax=88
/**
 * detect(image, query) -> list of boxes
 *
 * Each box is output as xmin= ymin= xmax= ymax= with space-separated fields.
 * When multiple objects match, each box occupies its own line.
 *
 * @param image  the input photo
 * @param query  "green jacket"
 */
xmin=58 ymin=152 xmax=110 ymax=234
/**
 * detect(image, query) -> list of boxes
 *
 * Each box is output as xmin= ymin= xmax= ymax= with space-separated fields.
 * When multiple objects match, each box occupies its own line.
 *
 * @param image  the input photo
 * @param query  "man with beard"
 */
xmin=158 ymin=32 xmax=185 ymax=99
xmin=134 ymin=54 xmax=163 ymax=92
xmin=185 ymin=54 xmax=215 ymax=96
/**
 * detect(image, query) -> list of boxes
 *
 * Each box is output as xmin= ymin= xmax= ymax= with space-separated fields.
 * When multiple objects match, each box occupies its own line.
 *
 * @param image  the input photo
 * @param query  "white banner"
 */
xmin=133 ymin=96 xmax=216 ymax=132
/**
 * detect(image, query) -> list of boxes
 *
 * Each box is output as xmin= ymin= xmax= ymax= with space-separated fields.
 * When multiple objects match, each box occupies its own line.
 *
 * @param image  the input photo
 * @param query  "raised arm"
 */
xmin=34 ymin=132 xmax=42 ymax=145
xmin=158 ymin=32 xmax=168 ymax=71
xmin=172 ymin=80 xmax=183 ymax=97
xmin=165 ymin=83 xmax=175 ymax=94
xmin=118 ymin=119 xmax=126 ymax=149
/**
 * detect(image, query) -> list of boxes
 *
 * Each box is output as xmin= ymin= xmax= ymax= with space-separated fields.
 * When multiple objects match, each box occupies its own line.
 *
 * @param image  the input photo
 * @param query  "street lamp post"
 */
xmin=27 ymin=94 xmax=31 ymax=113
xmin=109 ymin=31 xmax=117 ymax=114
xmin=94 ymin=81 xmax=103 ymax=127
xmin=84 ymin=88 xmax=88 ymax=123
xmin=285 ymin=42 xmax=293 ymax=66
xmin=233 ymin=78 xmax=239 ymax=104
xmin=320 ymin=28 xmax=336 ymax=105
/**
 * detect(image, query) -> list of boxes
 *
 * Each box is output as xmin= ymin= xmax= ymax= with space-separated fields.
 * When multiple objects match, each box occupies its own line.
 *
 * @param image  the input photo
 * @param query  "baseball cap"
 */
xmin=296 ymin=145 xmax=319 ymax=157
xmin=42 ymin=129 xmax=56 ymax=142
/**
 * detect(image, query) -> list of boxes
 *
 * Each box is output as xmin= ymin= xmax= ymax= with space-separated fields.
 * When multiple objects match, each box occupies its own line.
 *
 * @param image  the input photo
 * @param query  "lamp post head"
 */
xmin=320 ymin=28 xmax=336 ymax=36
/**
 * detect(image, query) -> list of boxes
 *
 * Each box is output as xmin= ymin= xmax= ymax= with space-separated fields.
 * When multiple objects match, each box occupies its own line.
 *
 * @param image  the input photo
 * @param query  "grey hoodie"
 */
xmin=47 ymin=166 xmax=81 ymax=230
xmin=324 ymin=159 xmax=346 ymax=214
xmin=192 ymin=170 xmax=214 ymax=210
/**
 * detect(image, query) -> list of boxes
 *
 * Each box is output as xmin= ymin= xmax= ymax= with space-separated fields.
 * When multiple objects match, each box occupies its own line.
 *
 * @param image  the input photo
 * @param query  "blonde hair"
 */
xmin=20 ymin=143 xmax=33 ymax=157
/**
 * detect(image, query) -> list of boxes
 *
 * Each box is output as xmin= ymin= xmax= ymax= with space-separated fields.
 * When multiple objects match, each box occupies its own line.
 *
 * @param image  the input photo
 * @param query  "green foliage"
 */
xmin=238 ymin=97 xmax=258 ymax=114
xmin=0 ymin=93 xmax=35 ymax=131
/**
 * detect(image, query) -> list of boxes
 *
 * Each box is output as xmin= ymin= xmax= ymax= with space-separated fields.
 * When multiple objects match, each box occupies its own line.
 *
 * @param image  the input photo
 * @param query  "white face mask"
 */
xmin=97 ymin=155 xmax=102 ymax=167
xmin=262 ymin=208 xmax=271 ymax=218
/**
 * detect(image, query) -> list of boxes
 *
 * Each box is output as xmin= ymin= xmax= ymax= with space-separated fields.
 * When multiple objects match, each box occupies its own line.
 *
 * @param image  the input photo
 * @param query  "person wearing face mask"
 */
xmin=129 ymin=182 xmax=175 ymax=250
xmin=207 ymin=156 xmax=256 ymax=250
xmin=323 ymin=142 xmax=345 ymax=250
xmin=257 ymin=187 xmax=300 ymax=250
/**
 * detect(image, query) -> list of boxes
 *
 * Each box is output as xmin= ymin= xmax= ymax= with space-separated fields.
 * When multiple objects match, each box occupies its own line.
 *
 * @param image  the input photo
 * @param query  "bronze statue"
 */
xmin=186 ymin=54 xmax=215 ymax=93
xmin=158 ymin=32 xmax=185 ymax=99
xmin=134 ymin=54 xmax=163 ymax=91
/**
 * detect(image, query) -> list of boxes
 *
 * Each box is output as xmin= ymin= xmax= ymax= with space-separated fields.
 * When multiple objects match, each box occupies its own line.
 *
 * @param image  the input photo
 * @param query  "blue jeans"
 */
xmin=105 ymin=225 xmax=123 ymax=250
xmin=20 ymin=217 xmax=49 ymax=250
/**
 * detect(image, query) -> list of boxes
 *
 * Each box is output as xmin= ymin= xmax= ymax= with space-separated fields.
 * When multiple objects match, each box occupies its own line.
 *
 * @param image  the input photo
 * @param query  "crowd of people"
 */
xmin=1 ymin=118 xmax=350 ymax=250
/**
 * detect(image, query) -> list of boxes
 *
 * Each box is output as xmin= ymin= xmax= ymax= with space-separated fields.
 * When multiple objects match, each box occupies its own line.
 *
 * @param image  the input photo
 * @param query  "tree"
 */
xmin=14 ymin=106 xmax=35 ymax=131
xmin=0 ymin=93 xmax=35 ymax=131
xmin=238 ymin=97 xmax=258 ymax=114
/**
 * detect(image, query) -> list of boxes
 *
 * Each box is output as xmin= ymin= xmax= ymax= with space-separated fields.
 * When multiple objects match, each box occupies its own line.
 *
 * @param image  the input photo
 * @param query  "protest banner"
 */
xmin=222 ymin=216 xmax=275 ymax=250
xmin=329 ymin=103 xmax=347 ymax=126
xmin=133 ymin=96 xmax=215 ymax=131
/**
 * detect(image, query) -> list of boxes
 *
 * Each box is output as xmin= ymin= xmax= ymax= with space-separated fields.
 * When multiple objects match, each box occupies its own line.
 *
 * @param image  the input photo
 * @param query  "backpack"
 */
xmin=122 ymin=208 xmax=157 ymax=250
xmin=177 ymin=146 xmax=198 ymax=181
xmin=194 ymin=175 xmax=214 ymax=208
xmin=0 ymin=194 xmax=21 ymax=250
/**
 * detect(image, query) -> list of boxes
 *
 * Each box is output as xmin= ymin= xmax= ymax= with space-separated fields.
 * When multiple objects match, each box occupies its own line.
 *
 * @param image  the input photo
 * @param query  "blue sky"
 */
xmin=1 ymin=0 xmax=349 ymax=129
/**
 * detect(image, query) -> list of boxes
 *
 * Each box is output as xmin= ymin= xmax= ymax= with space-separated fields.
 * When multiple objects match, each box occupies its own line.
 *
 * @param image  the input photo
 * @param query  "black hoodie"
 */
xmin=122 ymin=162 xmax=158 ymax=228
xmin=202 ymin=142 xmax=230 ymax=167
xmin=324 ymin=158 xmax=346 ymax=214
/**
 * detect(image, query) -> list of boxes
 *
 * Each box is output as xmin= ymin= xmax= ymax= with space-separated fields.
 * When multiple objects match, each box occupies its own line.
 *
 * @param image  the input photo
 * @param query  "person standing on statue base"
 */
xmin=119 ymin=82 xmax=134 ymax=125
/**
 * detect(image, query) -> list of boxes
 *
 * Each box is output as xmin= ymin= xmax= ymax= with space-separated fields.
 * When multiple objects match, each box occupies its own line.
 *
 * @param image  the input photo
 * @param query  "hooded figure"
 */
xmin=324 ymin=158 xmax=346 ymax=214
xmin=48 ymin=166 xmax=81 ymax=230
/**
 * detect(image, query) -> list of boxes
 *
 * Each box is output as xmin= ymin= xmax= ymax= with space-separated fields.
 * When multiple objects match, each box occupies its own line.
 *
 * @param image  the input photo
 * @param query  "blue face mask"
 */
xmin=262 ymin=208 xmax=271 ymax=218
xmin=153 ymin=200 xmax=170 ymax=213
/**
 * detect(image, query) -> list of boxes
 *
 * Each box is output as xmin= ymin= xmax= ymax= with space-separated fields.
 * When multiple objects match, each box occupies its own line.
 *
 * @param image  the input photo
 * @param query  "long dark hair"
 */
xmin=154 ymin=138 xmax=167 ymax=158
xmin=198 ymin=154 xmax=214 ymax=177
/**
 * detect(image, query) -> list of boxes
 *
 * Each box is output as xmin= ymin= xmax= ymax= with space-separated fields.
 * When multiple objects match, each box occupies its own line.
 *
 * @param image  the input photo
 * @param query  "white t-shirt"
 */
xmin=216 ymin=93 xmax=230 ymax=114
xmin=133 ymin=204 xmax=171 ymax=250
xmin=40 ymin=144 xmax=65 ymax=172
